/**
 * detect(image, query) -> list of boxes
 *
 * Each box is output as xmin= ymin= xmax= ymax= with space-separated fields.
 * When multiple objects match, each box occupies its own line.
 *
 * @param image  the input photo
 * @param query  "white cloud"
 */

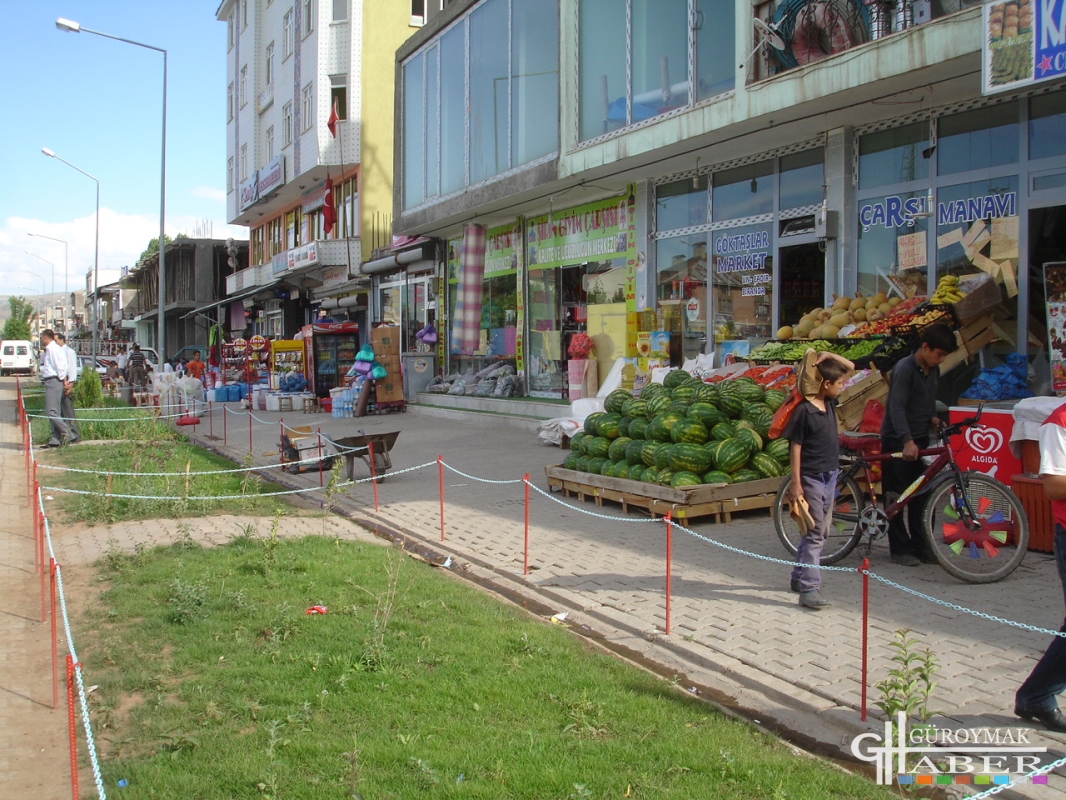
xmin=190 ymin=186 xmax=226 ymax=203
xmin=0 ymin=209 xmax=248 ymax=299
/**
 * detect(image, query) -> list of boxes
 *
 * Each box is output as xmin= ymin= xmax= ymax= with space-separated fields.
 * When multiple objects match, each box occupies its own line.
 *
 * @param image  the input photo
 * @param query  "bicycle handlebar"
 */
xmin=936 ymin=403 xmax=983 ymax=441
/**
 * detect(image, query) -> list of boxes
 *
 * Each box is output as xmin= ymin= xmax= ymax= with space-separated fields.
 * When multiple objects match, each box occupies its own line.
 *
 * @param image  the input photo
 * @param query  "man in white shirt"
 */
xmin=117 ymin=347 xmax=128 ymax=380
xmin=54 ymin=333 xmax=81 ymax=444
xmin=38 ymin=329 xmax=71 ymax=447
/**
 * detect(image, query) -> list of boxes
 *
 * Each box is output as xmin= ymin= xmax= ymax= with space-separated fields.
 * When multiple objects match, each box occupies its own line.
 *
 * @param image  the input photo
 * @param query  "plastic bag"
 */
xmin=355 ymin=344 xmax=376 ymax=363
xmin=371 ymin=363 xmax=387 ymax=380
xmin=568 ymin=332 xmax=594 ymax=359
xmin=475 ymin=377 xmax=497 ymax=397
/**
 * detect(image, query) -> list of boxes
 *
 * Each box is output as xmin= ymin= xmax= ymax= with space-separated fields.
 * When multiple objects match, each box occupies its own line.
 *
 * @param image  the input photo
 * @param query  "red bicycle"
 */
xmin=774 ymin=408 xmax=1030 ymax=583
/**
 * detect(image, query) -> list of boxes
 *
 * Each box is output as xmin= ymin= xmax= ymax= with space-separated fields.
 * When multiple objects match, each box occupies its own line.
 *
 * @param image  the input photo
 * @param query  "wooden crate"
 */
xmin=544 ymin=465 xmax=784 ymax=524
xmin=836 ymin=372 xmax=889 ymax=433
xmin=940 ymin=314 xmax=996 ymax=374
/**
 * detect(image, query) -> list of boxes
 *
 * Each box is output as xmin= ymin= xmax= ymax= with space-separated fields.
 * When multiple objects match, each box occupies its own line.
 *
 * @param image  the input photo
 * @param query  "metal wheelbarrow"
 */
xmin=330 ymin=429 xmax=400 ymax=482
xmin=280 ymin=425 xmax=337 ymax=474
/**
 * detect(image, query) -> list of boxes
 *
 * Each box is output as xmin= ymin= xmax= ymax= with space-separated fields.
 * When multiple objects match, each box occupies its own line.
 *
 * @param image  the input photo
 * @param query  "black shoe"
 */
xmin=790 ymin=577 xmax=801 ymax=593
xmin=41 ymin=441 xmax=60 ymax=449
xmin=891 ymin=553 xmax=921 ymax=567
xmin=915 ymin=550 xmax=939 ymax=565
xmin=799 ymin=590 xmax=829 ymax=609
xmin=1015 ymin=705 xmax=1066 ymax=733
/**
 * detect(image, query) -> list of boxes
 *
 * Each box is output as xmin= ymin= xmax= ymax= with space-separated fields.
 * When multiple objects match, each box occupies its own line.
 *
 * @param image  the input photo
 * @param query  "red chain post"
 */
xmin=248 ymin=409 xmax=253 ymax=456
xmin=66 ymin=656 xmax=78 ymax=800
xmin=664 ymin=511 xmax=674 ymax=635
xmin=438 ymin=456 xmax=445 ymax=541
xmin=523 ymin=473 xmax=530 ymax=574
xmin=223 ymin=402 xmax=228 ymax=447
xmin=51 ymin=559 xmax=58 ymax=709
xmin=860 ymin=557 xmax=870 ymax=722
xmin=369 ymin=441 xmax=379 ymax=512
xmin=209 ymin=400 xmax=214 ymax=439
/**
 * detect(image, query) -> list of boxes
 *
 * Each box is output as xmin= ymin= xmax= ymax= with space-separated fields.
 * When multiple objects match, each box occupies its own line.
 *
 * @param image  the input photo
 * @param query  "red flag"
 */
xmin=323 ymin=175 xmax=336 ymax=235
xmin=327 ymin=97 xmax=339 ymax=138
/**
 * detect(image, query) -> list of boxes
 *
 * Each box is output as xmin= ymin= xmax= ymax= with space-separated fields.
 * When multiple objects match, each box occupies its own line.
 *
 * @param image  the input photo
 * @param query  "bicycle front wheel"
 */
xmin=922 ymin=471 xmax=1029 ymax=583
xmin=773 ymin=474 xmax=866 ymax=565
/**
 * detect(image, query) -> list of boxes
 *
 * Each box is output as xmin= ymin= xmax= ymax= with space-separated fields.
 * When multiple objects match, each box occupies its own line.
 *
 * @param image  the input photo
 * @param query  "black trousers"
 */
xmin=882 ymin=438 xmax=930 ymax=557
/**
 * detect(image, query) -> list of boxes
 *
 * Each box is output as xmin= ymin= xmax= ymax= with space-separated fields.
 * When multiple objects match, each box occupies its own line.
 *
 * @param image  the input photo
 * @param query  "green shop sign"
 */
xmin=526 ymin=188 xmax=637 ymax=272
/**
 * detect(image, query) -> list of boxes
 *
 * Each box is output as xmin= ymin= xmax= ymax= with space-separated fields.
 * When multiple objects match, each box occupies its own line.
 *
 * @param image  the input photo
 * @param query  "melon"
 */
xmin=777 ymin=326 xmax=793 ymax=340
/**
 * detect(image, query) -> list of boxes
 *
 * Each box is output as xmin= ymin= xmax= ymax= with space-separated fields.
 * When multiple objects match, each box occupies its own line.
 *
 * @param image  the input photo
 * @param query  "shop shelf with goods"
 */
xmin=269 ymin=339 xmax=307 ymax=390
xmin=302 ymin=322 xmax=360 ymax=397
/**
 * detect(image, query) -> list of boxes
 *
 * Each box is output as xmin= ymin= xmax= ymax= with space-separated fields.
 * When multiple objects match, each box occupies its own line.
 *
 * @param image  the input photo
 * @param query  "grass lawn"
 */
xmin=80 ymin=533 xmax=890 ymax=799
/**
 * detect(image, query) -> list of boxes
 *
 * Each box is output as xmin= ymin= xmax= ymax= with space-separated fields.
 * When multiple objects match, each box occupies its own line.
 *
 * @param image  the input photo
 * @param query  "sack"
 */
xmin=857 ymin=398 xmax=885 ymax=434
xmin=768 ymin=388 xmax=803 ymax=440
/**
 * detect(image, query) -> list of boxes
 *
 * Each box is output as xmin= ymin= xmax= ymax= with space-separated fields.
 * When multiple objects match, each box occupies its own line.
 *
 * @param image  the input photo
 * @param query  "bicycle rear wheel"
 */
xmin=773 ymin=474 xmax=866 ymax=565
xmin=922 ymin=471 xmax=1029 ymax=583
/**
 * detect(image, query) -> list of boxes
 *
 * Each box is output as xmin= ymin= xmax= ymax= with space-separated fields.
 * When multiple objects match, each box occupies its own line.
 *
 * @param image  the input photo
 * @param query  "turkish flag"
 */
xmin=327 ymin=97 xmax=339 ymax=138
xmin=323 ymin=175 xmax=336 ymax=235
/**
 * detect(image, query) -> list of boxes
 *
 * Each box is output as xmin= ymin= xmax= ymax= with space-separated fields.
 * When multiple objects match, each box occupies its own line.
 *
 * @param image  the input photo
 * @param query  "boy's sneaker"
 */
xmin=891 ymin=553 xmax=921 ymax=567
xmin=790 ymin=577 xmax=801 ymax=593
xmin=799 ymin=590 xmax=829 ymax=610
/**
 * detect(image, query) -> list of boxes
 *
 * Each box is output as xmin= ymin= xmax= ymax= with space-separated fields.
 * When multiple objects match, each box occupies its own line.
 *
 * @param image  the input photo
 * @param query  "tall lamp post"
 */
xmin=56 ymin=17 xmax=167 ymax=362
xmin=41 ymin=148 xmax=100 ymax=358
xmin=28 ymin=233 xmax=68 ymax=329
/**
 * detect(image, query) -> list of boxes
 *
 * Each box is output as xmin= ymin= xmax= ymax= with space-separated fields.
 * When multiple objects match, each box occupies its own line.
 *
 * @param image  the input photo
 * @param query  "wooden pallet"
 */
xmin=544 ymin=465 xmax=785 ymax=524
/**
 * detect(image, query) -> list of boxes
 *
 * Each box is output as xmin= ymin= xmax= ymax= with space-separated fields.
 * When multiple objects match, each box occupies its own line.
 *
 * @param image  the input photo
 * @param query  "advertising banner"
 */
xmin=982 ymin=0 xmax=1066 ymax=94
xmin=1046 ymin=262 xmax=1066 ymax=396
xmin=948 ymin=407 xmax=1023 ymax=486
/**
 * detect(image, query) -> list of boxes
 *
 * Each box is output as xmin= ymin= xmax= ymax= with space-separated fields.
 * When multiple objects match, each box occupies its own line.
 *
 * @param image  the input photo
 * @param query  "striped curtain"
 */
xmin=450 ymin=224 xmax=486 ymax=355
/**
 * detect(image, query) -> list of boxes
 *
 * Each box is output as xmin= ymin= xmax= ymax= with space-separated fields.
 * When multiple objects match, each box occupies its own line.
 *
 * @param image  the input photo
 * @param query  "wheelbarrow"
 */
xmin=330 ymin=429 xmax=401 ymax=482
xmin=280 ymin=425 xmax=337 ymax=474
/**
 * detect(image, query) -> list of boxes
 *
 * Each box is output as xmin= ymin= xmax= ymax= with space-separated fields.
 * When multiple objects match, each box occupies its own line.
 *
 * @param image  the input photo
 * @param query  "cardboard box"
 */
xmin=371 ymin=326 xmax=401 ymax=356
xmin=375 ymin=377 xmax=404 ymax=402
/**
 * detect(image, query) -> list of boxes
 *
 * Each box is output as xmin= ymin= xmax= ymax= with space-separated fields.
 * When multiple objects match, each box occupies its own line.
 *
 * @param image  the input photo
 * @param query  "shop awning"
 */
xmin=362 ymin=246 xmax=433 ymax=275
xmin=180 ymin=282 xmax=282 ymax=320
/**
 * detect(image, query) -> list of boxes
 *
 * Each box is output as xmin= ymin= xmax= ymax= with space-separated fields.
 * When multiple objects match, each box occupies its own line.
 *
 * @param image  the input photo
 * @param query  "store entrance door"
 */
xmin=777 ymin=242 xmax=826 ymax=332
xmin=1029 ymin=204 xmax=1066 ymax=364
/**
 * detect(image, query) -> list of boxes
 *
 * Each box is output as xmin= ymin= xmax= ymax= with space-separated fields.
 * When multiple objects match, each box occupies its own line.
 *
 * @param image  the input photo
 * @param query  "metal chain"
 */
xmin=525 ymin=480 xmax=662 ymax=523
xmin=443 ymin=462 xmax=527 ymax=485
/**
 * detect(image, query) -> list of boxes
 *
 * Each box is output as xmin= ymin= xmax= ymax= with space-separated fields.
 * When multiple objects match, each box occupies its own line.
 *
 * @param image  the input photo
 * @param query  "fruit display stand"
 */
xmin=545 ymin=465 xmax=785 ymax=524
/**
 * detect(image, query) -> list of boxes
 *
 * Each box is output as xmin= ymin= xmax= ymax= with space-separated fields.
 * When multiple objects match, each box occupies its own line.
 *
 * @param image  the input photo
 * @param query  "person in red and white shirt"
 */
xmin=1015 ymin=403 xmax=1066 ymax=732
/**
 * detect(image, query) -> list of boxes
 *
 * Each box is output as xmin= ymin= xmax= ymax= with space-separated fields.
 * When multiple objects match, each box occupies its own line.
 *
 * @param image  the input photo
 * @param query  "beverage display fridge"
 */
xmin=301 ymin=323 xmax=360 ymax=397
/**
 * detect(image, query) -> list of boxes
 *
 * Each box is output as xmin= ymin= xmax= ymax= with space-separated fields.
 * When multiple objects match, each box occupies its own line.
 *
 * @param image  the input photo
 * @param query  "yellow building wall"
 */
xmin=360 ymin=3 xmax=419 ymax=263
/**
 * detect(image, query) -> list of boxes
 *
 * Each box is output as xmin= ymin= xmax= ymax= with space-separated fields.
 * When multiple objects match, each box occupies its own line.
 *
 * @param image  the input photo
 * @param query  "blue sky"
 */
xmin=0 ymin=1 xmax=242 ymax=300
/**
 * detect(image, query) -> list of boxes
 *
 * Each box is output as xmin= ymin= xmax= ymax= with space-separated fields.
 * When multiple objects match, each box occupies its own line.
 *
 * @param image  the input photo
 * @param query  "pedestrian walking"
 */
xmin=117 ymin=346 xmax=129 ymax=381
xmin=782 ymin=351 xmax=854 ymax=610
xmin=54 ymin=332 xmax=80 ymax=444
xmin=38 ymin=329 xmax=71 ymax=448
xmin=127 ymin=343 xmax=147 ymax=391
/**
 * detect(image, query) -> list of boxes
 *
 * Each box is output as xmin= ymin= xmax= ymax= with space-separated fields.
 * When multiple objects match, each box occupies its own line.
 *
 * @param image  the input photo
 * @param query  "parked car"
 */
xmin=76 ymin=355 xmax=108 ymax=378
xmin=1 ymin=340 xmax=37 ymax=376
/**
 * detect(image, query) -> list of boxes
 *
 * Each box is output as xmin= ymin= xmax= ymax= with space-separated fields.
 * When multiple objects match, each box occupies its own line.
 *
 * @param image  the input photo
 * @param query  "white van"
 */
xmin=1 ymin=340 xmax=36 ymax=376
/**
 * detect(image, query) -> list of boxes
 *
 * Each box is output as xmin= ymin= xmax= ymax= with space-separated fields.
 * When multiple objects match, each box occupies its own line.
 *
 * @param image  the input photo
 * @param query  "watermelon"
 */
xmin=670 ymin=385 xmax=697 ymax=403
xmin=732 ymin=468 xmax=762 ymax=483
xmin=656 ymin=468 xmax=676 ymax=486
xmin=711 ymin=422 xmax=737 ymax=442
xmin=734 ymin=380 xmax=766 ymax=404
xmin=641 ymin=441 xmax=664 ymax=467
xmin=694 ymin=383 xmax=719 ymax=404
xmin=717 ymin=384 xmax=745 ymax=418
xmin=628 ymin=418 xmax=649 ymax=440
xmin=647 ymin=412 xmax=684 ymax=443
xmin=625 ymin=439 xmax=646 ymax=466
xmin=687 ymin=402 xmax=724 ymax=427
xmin=608 ymin=436 xmax=633 ymax=462
xmin=586 ymin=436 xmax=611 ymax=459
xmin=702 ymin=470 xmax=733 ymax=485
xmin=641 ymin=382 xmax=667 ymax=400
xmin=562 ymin=453 xmax=580 ymax=470
xmin=624 ymin=399 xmax=647 ymax=419
xmin=569 ymin=432 xmax=588 ymax=453
xmin=765 ymin=437 xmax=791 ymax=464
xmin=668 ymin=443 xmax=713 ymax=474
xmin=597 ymin=413 xmax=624 ymax=439
xmin=713 ymin=438 xmax=750 ymax=474
xmin=609 ymin=460 xmax=629 ymax=478
xmin=667 ymin=401 xmax=692 ymax=415
xmin=626 ymin=464 xmax=645 ymax=481
xmin=604 ymin=389 xmax=632 ymax=414
xmin=743 ymin=403 xmax=774 ymax=437
xmin=583 ymin=412 xmax=606 ymax=436
xmin=646 ymin=394 xmax=671 ymax=419
xmin=642 ymin=468 xmax=661 ymax=484
xmin=670 ymin=418 xmax=709 ymax=445
xmin=654 ymin=445 xmax=674 ymax=470
xmin=684 ymin=376 xmax=705 ymax=388
xmin=670 ymin=471 xmax=703 ymax=488
xmin=751 ymin=452 xmax=784 ymax=479
xmin=734 ymin=427 xmax=763 ymax=453
xmin=586 ymin=457 xmax=607 ymax=475
xmin=574 ymin=456 xmax=591 ymax=472
xmin=764 ymin=389 xmax=787 ymax=412
xmin=663 ymin=370 xmax=691 ymax=390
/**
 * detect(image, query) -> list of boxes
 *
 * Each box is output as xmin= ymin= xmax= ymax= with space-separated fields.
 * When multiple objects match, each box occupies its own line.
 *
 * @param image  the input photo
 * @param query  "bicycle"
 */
xmin=772 ymin=407 xmax=1030 ymax=583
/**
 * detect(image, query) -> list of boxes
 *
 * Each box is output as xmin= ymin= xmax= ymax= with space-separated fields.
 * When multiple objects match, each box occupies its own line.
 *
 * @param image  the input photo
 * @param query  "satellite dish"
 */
xmin=754 ymin=18 xmax=787 ymax=51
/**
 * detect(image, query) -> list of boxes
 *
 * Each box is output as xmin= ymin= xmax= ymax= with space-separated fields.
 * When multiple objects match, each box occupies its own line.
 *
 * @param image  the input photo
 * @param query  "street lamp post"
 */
xmin=28 ymin=233 xmax=68 ymax=329
xmin=24 ymin=250 xmax=54 ymax=326
xmin=41 ymin=148 xmax=99 ymax=358
xmin=56 ymin=17 xmax=167 ymax=363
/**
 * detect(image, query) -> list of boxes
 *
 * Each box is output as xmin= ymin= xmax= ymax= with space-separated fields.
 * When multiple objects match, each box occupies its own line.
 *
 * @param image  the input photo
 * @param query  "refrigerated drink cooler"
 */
xmin=301 ymin=322 xmax=360 ymax=397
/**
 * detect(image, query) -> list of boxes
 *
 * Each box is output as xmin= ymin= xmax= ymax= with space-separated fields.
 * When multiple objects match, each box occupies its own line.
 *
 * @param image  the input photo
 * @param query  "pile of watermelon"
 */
xmin=561 ymin=370 xmax=790 ymax=489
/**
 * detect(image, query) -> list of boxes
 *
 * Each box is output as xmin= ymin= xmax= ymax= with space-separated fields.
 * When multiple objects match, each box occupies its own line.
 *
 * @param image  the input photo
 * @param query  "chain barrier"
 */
xmin=442 ymin=462 xmax=527 ymax=485
xmin=964 ymin=753 xmax=1066 ymax=799
xmin=524 ymin=480 xmax=662 ymax=523
xmin=26 ymin=409 xmax=193 ymax=422
xmin=34 ymin=446 xmax=363 ymax=476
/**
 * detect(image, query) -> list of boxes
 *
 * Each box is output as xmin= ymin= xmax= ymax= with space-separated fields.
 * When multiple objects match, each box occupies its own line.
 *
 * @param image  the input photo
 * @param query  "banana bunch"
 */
xmin=931 ymin=275 xmax=966 ymax=305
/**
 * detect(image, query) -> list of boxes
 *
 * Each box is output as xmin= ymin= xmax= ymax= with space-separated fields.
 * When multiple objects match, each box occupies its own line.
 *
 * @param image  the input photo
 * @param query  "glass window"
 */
xmin=710 ymin=223 xmax=773 ymax=341
xmin=302 ymin=82 xmax=314 ymax=131
xmin=858 ymin=123 xmax=928 ymax=189
xmin=712 ymin=161 xmax=774 ymax=221
xmin=779 ymin=149 xmax=824 ymax=210
xmin=938 ymin=103 xmax=1018 ymax=176
xmin=579 ymin=0 xmax=627 ymax=141
xmin=857 ymin=190 xmax=930 ymax=298
xmin=632 ymin=0 xmax=690 ymax=115
xmin=440 ymin=26 xmax=465 ymax=195
xmin=656 ymin=236 xmax=708 ymax=363
xmin=266 ymin=126 xmax=275 ymax=160
xmin=469 ymin=0 xmax=509 ymax=182
xmin=656 ymin=176 xmax=709 ymax=232
xmin=240 ymin=65 xmax=248 ymax=107
xmin=333 ymin=0 xmax=347 ymax=22
xmin=283 ymin=102 xmax=293 ymax=146
xmin=227 ymin=83 xmax=234 ymax=121
xmin=403 ymin=54 xmax=425 ymax=208
xmin=283 ymin=10 xmax=294 ymax=58
xmin=696 ymin=0 xmax=734 ymax=99
xmin=266 ymin=42 xmax=275 ymax=85
xmin=512 ymin=0 xmax=559 ymax=167
xmin=425 ymin=47 xmax=440 ymax=199
xmin=1030 ymin=92 xmax=1066 ymax=161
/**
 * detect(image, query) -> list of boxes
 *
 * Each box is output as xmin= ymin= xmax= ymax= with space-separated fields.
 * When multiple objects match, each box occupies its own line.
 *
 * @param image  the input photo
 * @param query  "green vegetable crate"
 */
xmin=544 ymin=465 xmax=785 ymax=524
